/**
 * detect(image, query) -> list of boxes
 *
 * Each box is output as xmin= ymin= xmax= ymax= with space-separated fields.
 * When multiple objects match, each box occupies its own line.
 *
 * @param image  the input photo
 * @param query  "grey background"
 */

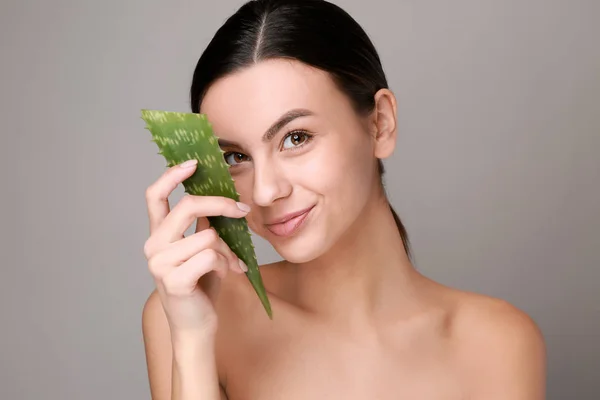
xmin=1 ymin=0 xmax=598 ymax=398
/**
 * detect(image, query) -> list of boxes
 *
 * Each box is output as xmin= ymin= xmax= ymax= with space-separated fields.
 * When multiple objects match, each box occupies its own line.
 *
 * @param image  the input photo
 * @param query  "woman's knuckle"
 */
xmin=145 ymin=184 xmax=158 ymax=201
xmin=180 ymin=196 xmax=199 ymax=220
xmin=143 ymin=238 xmax=154 ymax=259
xmin=203 ymin=248 xmax=219 ymax=263
xmin=204 ymin=227 xmax=219 ymax=242
xmin=195 ymin=227 xmax=216 ymax=245
xmin=179 ymin=194 xmax=194 ymax=208
xmin=147 ymin=256 xmax=162 ymax=277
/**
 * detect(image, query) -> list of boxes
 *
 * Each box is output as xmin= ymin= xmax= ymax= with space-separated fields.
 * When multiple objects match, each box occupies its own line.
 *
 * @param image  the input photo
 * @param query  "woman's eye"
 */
xmin=282 ymin=131 xmax=310 ymax=149
xmin=223 ymin=152 xmax=248 ymax=166
xmin=223 ymin=132 xmax=312 ymax=167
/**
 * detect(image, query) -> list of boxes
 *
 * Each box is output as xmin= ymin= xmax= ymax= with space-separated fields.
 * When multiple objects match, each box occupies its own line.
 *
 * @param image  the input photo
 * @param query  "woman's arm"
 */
xmin=142 ymin=289 xmax=228 ymax=400
xmin=171 ymin=333 xmax=225 ymax=400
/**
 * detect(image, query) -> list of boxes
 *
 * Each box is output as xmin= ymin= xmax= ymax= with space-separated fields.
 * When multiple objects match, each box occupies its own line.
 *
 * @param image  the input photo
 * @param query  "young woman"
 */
xmin=141 ymin=1 xmax=546 ymax=399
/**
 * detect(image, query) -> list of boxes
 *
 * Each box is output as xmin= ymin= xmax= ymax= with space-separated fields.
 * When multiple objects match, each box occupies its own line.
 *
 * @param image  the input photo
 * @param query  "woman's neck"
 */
xmin=284 ymin=192 xmax=419 ymax=328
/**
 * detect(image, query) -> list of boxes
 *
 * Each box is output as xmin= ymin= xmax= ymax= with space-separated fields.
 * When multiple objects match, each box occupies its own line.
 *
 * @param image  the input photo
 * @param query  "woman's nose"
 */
xmin=251 ymin=160 xmax=292 ymax=207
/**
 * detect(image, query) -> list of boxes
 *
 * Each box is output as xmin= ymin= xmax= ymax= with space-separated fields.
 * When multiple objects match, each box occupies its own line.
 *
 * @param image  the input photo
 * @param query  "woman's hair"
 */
xmin=189 ymin=0 xmax=412 ymax=261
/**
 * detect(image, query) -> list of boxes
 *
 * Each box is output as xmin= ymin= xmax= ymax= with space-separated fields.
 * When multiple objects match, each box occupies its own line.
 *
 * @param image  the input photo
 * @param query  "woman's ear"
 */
xmin=371 ymin=88 xmax=398 ymax=159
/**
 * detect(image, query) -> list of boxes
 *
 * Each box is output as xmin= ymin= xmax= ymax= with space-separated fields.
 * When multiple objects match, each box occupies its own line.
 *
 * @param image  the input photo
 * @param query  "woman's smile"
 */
xmin=264 ymin=204 xmax=316 ymax=237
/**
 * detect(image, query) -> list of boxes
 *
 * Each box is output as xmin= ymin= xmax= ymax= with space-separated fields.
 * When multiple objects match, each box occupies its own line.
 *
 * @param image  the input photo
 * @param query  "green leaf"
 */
xmin=141 ymin=109 xmax=272 ymax=319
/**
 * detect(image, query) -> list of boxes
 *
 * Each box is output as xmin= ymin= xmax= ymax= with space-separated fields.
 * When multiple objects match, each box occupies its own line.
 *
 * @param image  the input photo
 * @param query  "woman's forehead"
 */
xmin=202 ymin=59 xmax=343 ymax=114
xmin=200 ymin=59 xmax=351 ymax=138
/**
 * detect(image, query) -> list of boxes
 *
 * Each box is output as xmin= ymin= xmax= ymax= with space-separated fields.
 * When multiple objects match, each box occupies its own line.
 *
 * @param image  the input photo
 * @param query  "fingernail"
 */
xmin=238 ymin=259 xmax=248 ymax=272
xmin=236 ymin=202 xmax=251 ymax=212
xmin=179 ymin=159 xmax=198 ymax=168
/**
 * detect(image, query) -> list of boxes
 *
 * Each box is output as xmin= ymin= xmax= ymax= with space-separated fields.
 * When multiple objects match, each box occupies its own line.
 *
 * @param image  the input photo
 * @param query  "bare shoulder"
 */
xmin=447 ymin=289 xmax=546 ymax=399
xmin=142 ymin=289 xmax=169 ymax=346
xmin=450 ymin=290 xmax=545 ymax=345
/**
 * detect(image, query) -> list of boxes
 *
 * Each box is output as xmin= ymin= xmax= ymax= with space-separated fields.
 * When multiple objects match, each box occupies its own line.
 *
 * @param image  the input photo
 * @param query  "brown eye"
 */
xmin=224 ymin=152 xmax=249 ymax=166
xmin=282 ymin=131 xmax=311 ymax=149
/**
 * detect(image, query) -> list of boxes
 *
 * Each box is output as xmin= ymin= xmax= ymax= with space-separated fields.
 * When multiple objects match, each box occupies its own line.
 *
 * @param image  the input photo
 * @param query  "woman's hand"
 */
xmin=143 ymin=159 xmax=249 ymax=340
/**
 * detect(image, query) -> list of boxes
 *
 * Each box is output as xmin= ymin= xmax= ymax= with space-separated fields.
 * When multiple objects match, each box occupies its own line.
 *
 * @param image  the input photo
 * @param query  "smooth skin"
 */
xmin=142 ymin=59 xmax=546 ymax=399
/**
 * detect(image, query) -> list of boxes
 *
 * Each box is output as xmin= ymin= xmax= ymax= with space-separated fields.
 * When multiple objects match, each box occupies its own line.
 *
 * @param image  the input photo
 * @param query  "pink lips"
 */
xmin=265 ymin=206 xmax=314 ymax=237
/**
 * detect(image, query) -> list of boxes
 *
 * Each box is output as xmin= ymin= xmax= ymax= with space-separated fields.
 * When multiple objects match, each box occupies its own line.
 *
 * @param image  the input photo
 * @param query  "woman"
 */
xmin=141 ymin=0 xmax=546 ymax=398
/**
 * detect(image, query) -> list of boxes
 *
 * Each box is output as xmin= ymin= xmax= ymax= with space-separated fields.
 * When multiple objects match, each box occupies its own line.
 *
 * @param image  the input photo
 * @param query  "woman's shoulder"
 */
xmin=441 ymin=285 xmax=546 ymax=396
xmin=447 ymin=287 xmax=545 ymax=348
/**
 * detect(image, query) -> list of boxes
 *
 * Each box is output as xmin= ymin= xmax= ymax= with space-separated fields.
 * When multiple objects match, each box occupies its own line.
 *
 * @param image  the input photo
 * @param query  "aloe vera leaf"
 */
xmin=141 ymin=109 xmax=272 ymax=319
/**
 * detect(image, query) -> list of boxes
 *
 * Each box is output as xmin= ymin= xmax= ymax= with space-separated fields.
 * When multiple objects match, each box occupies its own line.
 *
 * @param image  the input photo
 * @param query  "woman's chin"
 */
xmin=273 ymin=247 xmax=320 ymax=264
xmin=269 ymin=233 xmax=330 ymax=264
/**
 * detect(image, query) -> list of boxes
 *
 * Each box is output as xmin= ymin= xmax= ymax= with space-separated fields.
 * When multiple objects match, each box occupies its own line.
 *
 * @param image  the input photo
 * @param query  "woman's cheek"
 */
xmin=233 ymin=174 xmax=253 ymax=204
xmin=336 ymin=141 xmax=377 ymax=205
xmin=231 ymin=175 xmax=259 ymax=232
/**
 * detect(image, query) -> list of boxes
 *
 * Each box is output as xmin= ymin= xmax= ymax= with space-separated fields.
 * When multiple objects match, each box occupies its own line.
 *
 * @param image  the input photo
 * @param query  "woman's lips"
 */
xmin=265 ymin=206 xmax=314 ymax=237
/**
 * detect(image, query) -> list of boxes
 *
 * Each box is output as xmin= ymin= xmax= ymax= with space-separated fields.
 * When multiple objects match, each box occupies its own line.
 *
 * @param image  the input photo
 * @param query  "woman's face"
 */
xmin=200 ymin=59 xmax=382 ymax=263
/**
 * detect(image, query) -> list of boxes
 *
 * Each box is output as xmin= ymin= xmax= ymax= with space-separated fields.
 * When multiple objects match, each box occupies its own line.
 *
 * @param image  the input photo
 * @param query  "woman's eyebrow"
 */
xmin=217 ymin=108 xmax=314 ymax=148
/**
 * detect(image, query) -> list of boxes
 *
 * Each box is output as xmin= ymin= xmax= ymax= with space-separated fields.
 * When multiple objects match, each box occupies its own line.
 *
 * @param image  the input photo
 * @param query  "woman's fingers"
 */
xmin=161 ymin=249 xmax=229 ymax=297
xmin=151 ymin=195 xmax=250 ymax=245
xmin=147 ymin=228 xmax=246 ymax=280
xmin=143 ymin=159 xmax=251 ymax=285
xmin=145 ymin=159 xmax=199 ymax=234
xmin=142 ymin=160 xmax=253 ymax=334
